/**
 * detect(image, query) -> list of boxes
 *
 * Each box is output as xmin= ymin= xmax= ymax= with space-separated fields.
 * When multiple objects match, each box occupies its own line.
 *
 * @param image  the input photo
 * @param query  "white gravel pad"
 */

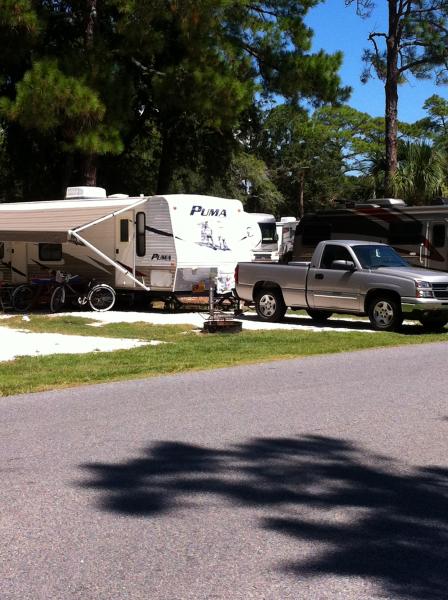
xmin=0 ymin=326 xmax=151 ymax=362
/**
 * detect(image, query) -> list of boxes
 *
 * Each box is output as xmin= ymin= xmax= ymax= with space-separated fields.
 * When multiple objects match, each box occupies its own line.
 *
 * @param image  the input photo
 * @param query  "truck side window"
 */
xmin=320 ymin=245 xmax=352 ymax=269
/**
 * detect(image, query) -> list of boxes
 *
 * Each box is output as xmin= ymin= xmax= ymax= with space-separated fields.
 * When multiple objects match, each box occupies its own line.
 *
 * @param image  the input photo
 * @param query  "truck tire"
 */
xmin=419 ymin=314 xmax=448 ymax=332
xmin=255 ymin=289 xmax=286 ymax=322
xmin=368 ymin=295 xmax=403 ymax=332
xmin=306 ymin=309 xmax=333 ymax=322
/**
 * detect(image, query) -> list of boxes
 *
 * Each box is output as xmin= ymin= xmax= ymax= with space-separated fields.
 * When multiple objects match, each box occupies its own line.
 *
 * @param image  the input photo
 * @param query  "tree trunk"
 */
xmin=156 ymin=126 xmax=174 ymax=194
xmin=384 ymin=1 xmax=399 ymax=196
xmin=80 ymin=154 xmax=97 ymax=187
xmin=298 ymin=169 xmax=305 ymax=219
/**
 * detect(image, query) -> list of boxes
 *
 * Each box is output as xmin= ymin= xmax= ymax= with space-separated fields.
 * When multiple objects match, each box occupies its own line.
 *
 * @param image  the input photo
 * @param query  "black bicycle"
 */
xmin=50 ymin=273 xmax=116 ymax=313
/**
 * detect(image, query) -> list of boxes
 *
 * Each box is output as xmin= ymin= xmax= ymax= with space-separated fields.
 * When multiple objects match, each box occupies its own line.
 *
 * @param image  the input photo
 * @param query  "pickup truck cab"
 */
xmin=235 ymin=240 xmax=448 ymax=331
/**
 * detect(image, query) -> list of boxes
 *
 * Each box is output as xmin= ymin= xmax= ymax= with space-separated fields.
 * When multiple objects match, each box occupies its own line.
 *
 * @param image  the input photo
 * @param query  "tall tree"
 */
xmin=347 ymin=0 xmax=448 ymax=194
xmin=95 ymin=0 xmax=350 ymax=193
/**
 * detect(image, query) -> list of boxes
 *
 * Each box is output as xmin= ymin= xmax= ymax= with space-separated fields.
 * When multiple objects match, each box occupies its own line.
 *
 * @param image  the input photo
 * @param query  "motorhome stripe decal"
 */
xmin=145 ymin=226 xmax=182 ymax=240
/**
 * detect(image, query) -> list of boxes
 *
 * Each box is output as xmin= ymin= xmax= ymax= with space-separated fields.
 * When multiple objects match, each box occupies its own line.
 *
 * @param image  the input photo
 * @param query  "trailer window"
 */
xmin=433 ymin=224 xmax=445 ymax=248
xmin=0 ymin=242 xmax=4 ymax=260
xmin=39 ymin=243 xmax=62 ymax=261
xmin=388 ymin=222 xmax=422 ymax=245
xmin=120 ymin=219 xmax=129 ymax=242
xmin=136 ymin=212 xmax=146 ymax=257
xmin=259 ymin=223 xmax=278 ymax=243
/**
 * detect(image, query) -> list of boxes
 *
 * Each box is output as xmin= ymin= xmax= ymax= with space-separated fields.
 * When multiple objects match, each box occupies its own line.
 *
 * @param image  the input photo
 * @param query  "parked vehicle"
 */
xmin=235 ymin=240 xmax=448 ymax=331
xmin=0 ymin=188 xmax=261 ymax=306
xmin=244 ymin=213 xmax=279 ymax=261
xmin=293 ymin=198 xmax=448 ymax=272
xmin=276 ymin=216 xmax=299 ymax=262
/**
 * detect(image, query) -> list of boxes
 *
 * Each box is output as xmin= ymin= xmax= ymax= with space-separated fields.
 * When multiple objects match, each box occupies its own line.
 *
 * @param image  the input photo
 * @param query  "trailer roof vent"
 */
xmin=65 ymin=186 xmax=107 ymax=200
xmin=108 ymin=193 xmax=129 ymax=198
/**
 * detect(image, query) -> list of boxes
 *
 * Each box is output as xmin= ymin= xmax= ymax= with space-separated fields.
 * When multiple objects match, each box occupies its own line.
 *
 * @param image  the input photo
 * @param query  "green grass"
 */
xmin=0 ymin=313 xmax=447 ymax=397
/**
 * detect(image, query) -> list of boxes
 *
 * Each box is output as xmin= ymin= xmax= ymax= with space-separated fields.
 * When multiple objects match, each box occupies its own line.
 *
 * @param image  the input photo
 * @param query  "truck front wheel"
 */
xmin=255 ymin=289 xmax=286 ymax=322
xmin=419 ymin=313 xmax=448 ymax=332
xmin=368 ymin=296 xmax=403 ymax=332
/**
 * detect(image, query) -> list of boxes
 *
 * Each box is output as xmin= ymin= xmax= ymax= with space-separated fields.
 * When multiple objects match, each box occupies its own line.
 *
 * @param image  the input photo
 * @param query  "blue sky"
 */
xmin=305 ymin=0 xmax=447 ymax=123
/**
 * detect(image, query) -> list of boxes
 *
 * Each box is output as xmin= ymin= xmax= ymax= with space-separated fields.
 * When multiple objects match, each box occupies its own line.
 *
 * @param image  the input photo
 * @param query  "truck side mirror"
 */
xmin=331 ymin=259 xmax=355 ymax=271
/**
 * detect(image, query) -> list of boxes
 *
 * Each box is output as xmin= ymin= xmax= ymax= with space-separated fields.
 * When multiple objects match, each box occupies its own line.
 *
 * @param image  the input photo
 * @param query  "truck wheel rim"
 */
xmin=373 ymin=300 xmax=394 ymax=326
xmin=259 ymin=294 xmax=276 ymax=317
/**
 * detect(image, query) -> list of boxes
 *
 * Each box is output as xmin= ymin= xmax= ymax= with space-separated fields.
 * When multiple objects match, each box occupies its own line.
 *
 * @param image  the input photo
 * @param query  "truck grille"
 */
xmin=432 ymin=283 xmax=448 ymax=298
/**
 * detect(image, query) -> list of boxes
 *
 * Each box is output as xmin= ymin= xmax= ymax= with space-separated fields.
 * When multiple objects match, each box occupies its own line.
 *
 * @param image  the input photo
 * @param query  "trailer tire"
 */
xmin=254 ymin=288 xmax=286 ymax=322
xmin=368 ymin=295 xmax=402 ymax=331
xmin=419 ymin=314 xmax=448 ymax=332
xmin=306 ymin=309 xmax=333 ymax=322
xmin=88 ymin=284 xmax=116 ymax=312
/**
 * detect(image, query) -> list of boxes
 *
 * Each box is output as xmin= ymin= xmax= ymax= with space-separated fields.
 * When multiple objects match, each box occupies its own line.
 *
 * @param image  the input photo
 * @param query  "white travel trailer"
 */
xmin=245 ymin=212 xmax=279 ymax=261
xmin=0 ymin=188 xmax=260 ymax=302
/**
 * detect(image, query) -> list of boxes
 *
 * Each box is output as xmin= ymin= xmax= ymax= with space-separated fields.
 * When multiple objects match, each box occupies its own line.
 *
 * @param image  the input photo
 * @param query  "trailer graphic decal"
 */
xmin=145 ymin=226 xmax=179 ymax=239
xmin=190 ymin=205 xmax=227 ymax=217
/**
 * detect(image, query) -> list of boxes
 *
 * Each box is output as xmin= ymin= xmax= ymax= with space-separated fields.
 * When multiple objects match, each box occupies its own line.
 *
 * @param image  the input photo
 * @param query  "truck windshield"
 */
xmin=353 ymin=244 xmax=410 ymax=269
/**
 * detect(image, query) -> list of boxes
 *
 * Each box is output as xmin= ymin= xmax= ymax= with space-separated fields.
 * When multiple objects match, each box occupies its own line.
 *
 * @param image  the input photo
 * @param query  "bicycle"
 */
xmin=50 ymin=272 xmax=116 ymax=313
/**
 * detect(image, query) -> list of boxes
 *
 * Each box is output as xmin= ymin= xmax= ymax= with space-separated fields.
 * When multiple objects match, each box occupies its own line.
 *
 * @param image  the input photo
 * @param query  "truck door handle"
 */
xmin=315 ymin=273 xmax=324 ymax=280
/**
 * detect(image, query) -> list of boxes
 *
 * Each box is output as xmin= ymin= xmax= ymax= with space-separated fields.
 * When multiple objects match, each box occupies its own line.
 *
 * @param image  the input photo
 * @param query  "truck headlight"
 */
xmin=415 ymin=280 xmax=434 ymax=298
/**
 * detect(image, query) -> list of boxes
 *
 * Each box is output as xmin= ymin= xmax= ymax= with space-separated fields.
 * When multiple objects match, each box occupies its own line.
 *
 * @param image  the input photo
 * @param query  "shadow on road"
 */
xmin=79 ymin=435 xmax=448 ymax=599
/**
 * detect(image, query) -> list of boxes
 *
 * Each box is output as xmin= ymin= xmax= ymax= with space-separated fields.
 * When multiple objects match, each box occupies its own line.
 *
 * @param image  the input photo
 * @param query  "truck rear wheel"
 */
xmin=255 ymin=289 xmax=286 ymax=322
xmin=306 ymin=309 xmax=333 ymax=322
xmin=419 ymin=314 xmax=448 ymax=332
xmin=368 ymin=296 xmax=402 ymax=332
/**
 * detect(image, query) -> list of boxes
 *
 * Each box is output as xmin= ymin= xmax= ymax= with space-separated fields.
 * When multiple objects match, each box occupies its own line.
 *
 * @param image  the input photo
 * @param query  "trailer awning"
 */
xmin=0 ymin=197 xmax=147 ymax=243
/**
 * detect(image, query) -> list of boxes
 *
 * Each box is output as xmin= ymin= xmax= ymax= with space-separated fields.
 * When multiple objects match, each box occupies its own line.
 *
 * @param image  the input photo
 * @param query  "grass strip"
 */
xmin=0 ymin=314 xmax=447 ymax=396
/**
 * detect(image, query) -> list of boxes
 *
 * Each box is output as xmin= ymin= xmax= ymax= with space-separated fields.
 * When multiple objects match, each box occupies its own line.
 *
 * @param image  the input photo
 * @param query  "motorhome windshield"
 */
xmin=259 ymin=223 xmax=277 ymax=243
xmin=353 ymin=244 xmax=410 ymax=269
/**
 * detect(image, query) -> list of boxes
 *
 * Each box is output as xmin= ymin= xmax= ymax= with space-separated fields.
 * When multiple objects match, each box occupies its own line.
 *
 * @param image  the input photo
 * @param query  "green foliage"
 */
xmin=0 ymin=59 xmax=105 ymax=132
xmin=392 ymin=142 xmax=448 ymax=204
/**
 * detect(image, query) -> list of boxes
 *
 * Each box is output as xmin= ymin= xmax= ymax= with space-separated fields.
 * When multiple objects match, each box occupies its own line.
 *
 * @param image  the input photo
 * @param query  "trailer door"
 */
xmin=115 ymin=211 xmax=136 ymax=287
xmin=426 ymin=221 xmax=447 ymax=271
xmin=10 ymin=242 xmax=28 ymax=283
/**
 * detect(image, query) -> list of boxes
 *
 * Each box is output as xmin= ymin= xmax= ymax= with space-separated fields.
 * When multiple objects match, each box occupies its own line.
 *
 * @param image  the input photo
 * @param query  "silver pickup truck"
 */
xmin=235 ymin=240 xmax=448 ymax=331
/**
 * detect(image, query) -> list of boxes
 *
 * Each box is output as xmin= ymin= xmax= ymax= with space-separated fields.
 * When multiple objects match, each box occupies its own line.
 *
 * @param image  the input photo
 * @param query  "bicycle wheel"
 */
xmin=88 ymin=284 xmax=116 ymax=312
xmin=12 ymin=284 xmax=34 ymax=312
xmin=50 ymin=285 xmax=66 ymax=313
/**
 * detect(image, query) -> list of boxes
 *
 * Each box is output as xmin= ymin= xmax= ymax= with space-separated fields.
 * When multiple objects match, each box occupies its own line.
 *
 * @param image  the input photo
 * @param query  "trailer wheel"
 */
xmin=88 ymin=284 xmax=116 ymax=312
xmin=419 ymin=314 xmax=448 ymax=332
xmin=368 ymin=295 xmax=402 ymax=331
xmin=306 ymin=309 xmax=333 ymax=322
xmin=255 ymin=289 xmax=286 ymax=322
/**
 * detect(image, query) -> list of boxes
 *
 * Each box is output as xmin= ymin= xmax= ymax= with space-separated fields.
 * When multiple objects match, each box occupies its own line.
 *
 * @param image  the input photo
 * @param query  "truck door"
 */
xmin=115 ymin=211 xmax=136 ymax=288
xmin=425 ymin=221 xmax=447 ymax=272
xmin=308 ymin=244 xmax=361 ymax=312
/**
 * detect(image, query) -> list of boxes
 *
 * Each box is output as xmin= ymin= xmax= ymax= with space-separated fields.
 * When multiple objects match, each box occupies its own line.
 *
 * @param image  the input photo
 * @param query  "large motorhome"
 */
xmin=0 ymin=187 xmax=260 ymax=300
xmin=292 ymin=198 xmax=448 ymax=272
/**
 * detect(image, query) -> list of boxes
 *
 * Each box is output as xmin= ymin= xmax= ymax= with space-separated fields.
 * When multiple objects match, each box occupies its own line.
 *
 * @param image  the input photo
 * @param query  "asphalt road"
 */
xmin=1 ymin=343 xmax=447 ymax=600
